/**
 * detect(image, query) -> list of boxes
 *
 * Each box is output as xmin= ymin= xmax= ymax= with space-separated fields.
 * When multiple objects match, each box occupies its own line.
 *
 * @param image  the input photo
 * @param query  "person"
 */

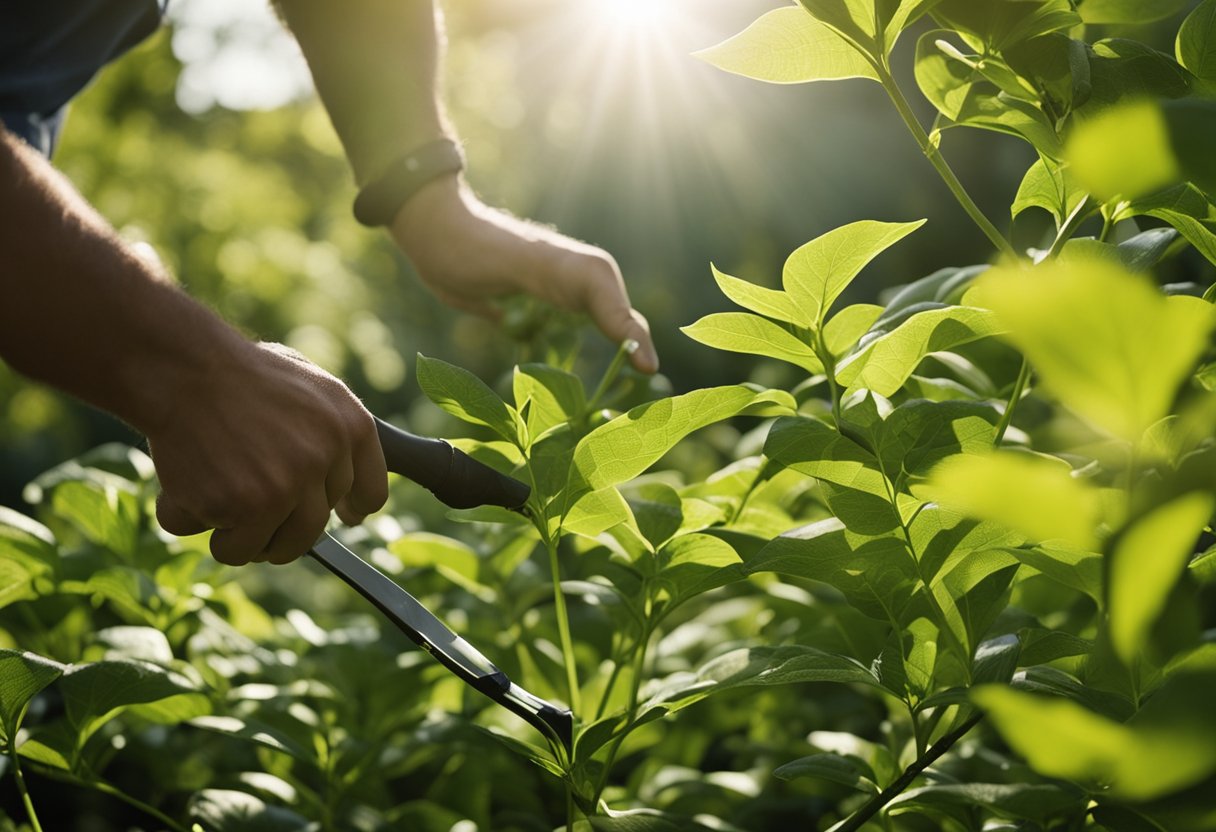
xmin=0 ymin=1 xmax=658 ymax=567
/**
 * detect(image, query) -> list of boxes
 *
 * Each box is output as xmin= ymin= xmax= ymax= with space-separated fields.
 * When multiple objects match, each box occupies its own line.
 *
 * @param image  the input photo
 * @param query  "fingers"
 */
xmin=263 ymin=489 xmax=332 ymax=566
xmin=572 ymin=256 xmax=660 ymax=374
xmin=155 ymin=493 xmax=208 ymax=536
xmin=209 ymin=512 xmax=285 ymax=567
xmin=344 ymin=415 xmax=389 ymax=523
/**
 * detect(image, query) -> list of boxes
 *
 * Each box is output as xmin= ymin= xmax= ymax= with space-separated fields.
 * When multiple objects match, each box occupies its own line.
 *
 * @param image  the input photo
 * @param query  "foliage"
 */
xmin=5 ymin=1 xmax=1216 ymax=830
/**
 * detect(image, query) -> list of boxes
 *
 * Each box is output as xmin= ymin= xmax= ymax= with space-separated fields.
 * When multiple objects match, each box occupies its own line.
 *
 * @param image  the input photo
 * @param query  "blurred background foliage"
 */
xmin=1 ymin=0 xmax=1207 ymax=507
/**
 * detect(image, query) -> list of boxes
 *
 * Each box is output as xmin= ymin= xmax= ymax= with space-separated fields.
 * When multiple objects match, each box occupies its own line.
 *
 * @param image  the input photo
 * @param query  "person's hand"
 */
xmin=388 ymin=174 xmax=660 ymax=374
xmin=149 ymin=342 xmax=388 ymax=566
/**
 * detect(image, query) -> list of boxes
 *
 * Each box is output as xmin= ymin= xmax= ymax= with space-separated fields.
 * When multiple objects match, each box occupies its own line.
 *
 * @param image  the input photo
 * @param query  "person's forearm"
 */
xmin=0 ymin=128 xmax=251 ymax=435
xmin=277 ymin=0 xmax=448 ymax=183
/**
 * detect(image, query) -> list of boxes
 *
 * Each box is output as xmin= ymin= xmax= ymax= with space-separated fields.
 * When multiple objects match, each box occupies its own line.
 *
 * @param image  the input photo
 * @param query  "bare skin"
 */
xmin=0 ymin=0 xmax=657 ymax=566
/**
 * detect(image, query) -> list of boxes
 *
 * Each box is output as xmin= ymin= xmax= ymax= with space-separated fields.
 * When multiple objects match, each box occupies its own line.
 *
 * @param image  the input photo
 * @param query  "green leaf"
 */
xmin=973 ymin=257 xmax=1215 ymax=440
xmin=575 ymin=809 xmax=716 ymax=832
xmin=188 ymin=789 xmax=311 ymax=832
xmin=1012 ymin=157 xmax=1087 ymax=227
xmin=764 ymin=416 xmax=889 ymax=498
xmin=708 ymin=264 xmax=801 ymax=324
xmin=0 ymin=506 xmax=58 ymax=575
xmin=1161 ymin=98 xmax=1216 ymax=197
xmin=681 ymin=312 xmax=824 ymax=373
xmin=654 ymin=533 xmax=745 ymax=610
xmin=1066 ymin=101 xmax=1182 ymax=201
xmin=882 ymin=0 xmax=942 ymax=50
xmin=568 ymin=386 xmax=776 ymax=499
xmin=835 ymin=306 xmax=1002 ymax=397
xmin=931 ymin=550 xmax=1020 ymax=655
xmin=1079 ymin=0 xmax=1190 ymax=24
xmin=416 ymin=354 xmax=519 ymax=444
xmin=873 ymin=399 xmax=1000 ymax=490
xmin=746 ymin=519 xmax=916 ymax=621
xmin=0 ymin=650 xmax=66 ymax=744
xmin=641 ymin=644 xmax=882 ymax=720
xmin=693 ymin=6 xmax=879 ymax=85
xmin=0 ymin=558 xmax=37 ymax=612
xmin=59 ymin=659 xmax=199 ymax=746
xmin=774 ymin=753 xmax=879 ymax=792
xmin=1007 ymin=544 xmax=1103 ymax=601
xmin=1178 ymin=0 xmax=1216 ymax=83
xmin=189 ymin=715 xmax=315 ymax=765
xmin=1117 ymin=184 xmax=1216 ymax=266
xmin=1109 ymin=493 xmax=1213 ymax=665
xmin=975 ymin=670 xmax=1216 ymax=800
xmin=388 ymin=532 xmax=486 ymax=597
xmin=915 ymin=452 xmax=1102 ymax=551
xmin=888 ymin=782 xmax=1086 ymax=823
xmin=1078 ymin=39 xmax=1194 ymax=117
xmin=796 ymin=0 xmax=880 ymax=52
xmin=564 ymin=487 xmax=636 ymax=539
xmin=931 ymin=0 xmax=1082 ymax=51
xmin=783 ymin=220 xmax=926 ymax=328
xmin=823 ymin=304 xmax=883 ymax=357
xmin=50 ymin=479 xmax=140 ymax=558
xmin=513 ymin=363 xmax=585 ymax=441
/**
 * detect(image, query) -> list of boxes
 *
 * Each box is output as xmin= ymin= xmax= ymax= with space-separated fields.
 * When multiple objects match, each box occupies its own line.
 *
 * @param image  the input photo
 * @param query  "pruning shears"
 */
xmin=305 ymin=417 xmax=574 ymax=755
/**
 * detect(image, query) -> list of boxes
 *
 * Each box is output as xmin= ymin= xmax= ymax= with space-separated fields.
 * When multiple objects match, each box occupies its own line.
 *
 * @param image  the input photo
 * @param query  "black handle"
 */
xmin=374 ymin=417 xmax=530 ymax=511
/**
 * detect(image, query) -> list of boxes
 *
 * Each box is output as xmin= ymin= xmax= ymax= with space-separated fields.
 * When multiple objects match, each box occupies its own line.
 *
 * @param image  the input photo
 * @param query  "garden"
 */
xmin=3 ymin=0 xmax=1216 ymax=830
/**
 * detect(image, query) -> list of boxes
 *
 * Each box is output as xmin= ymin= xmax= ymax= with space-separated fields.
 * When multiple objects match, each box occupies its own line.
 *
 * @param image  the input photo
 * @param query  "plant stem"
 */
xmin=593 ymin=628 xmax=650 ymax=807
xmin=836 ymin=711 xmax=985 ymax=832
xmin=586 ymin=339 xmax=638 ymax=415
xmin=11 ymin=750 xmax=45 ymax=832
xmin=546 ymin=536 xmax=582 ymax=714
xmin=24 ymin=761 xmax=189 ymax=832
xmin=993 ymin=358 xmax=1030 ymax=447
xmin=876 ymin=64 xmax=1017 ymax=261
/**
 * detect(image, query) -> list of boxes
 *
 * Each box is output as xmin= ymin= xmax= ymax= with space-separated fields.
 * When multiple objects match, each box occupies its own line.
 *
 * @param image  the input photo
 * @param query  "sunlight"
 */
xmin=593 ymin=0 xmax=678 ymax=32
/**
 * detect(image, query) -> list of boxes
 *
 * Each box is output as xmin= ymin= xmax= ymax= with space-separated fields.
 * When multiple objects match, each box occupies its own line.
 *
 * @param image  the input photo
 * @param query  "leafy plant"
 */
xmin=4 ymin=1 xmax=1216 ymax=830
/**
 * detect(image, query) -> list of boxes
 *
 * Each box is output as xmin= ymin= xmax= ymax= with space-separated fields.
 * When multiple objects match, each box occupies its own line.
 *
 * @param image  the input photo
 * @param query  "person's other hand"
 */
xmin=388 ymin=174 xmax=659 ymax=374
xmin=149 ymin=343 xmax=388 ymax=566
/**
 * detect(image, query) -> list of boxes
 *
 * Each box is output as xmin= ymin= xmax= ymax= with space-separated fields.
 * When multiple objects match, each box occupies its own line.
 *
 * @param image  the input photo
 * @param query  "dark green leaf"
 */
xmin=188 ymin=789 xmax=310 ymax=832
xmin=1078 ymin=0 xmax=1189 ymax=24
xmin=889 ymin=782 xmax=1086 ymax=823
xmin=0 ymin=650 xmax=66 ymax=743
xmin=60 ymin=659 xmax=199 ymax=745
xmin=416 ymin=354 xmax=519 ymax=444
xmin=774 ymin=753 xmax=879 ymax=792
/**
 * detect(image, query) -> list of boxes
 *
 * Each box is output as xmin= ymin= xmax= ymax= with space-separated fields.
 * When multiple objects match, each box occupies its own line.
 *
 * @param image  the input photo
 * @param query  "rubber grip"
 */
xmin=374 ymin=417 xmax=530 ymax=511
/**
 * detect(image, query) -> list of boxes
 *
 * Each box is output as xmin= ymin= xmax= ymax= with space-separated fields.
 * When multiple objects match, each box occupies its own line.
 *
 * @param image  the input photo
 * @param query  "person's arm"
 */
xmin=0 ymin=128 xmax=387 ymax=565
xmin=277 ymin=0 xmax=660 ymax=374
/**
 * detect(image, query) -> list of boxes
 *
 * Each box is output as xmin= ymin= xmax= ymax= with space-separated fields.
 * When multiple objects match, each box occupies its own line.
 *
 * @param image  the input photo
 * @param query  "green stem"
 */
xmin=546 ymin=536 xmax=581 ymax=714
xmin=586 ymin=339 xmax=638 ymax=416
xmin=11 ymin=749 xmax=45 ymax=832
xmin=594 ymin=648 xmax=626 ymax=722
xmin=593 ymin=627 xmax=650 ymax=808
xmin=24 ymin=761 xmax=189 ymax=832
xmin=876 ymin=64 xmax=1017 ymax=261
xmin=816 ymin=329 xmax=843 ymax=427
xmin=993 ymin=358 xmax=1031 ymax=447
xmin=836 ymin=711 xmax=985 ymax=832
xmin=908 ymin=704 xmax=927 ymax=759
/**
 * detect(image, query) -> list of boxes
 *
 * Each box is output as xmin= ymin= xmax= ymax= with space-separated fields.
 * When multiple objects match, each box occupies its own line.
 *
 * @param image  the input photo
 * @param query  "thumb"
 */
xmin=156 ymin=493 xmax=209 ymax=536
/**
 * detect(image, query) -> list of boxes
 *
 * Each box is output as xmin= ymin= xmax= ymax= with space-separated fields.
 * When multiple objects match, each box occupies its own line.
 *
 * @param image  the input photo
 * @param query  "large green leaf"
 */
xmin=416 ymin=354 xmax=519 ymax=444
xmin=568 ymin=386 xmax=785 ymax=500
xmin=975 ymin=670 xmax=1216 ymax=801
xmin=50 ymin=478 xmax=140 ymax=558
xmin=1078 ymin=38 xmax=1194 ymax=116
xmin=1178 ymin=0 xmax=1216 ymax=84
xmin=0 ymin=650 xmax=66 ymax=744
xmin=1117 ymin=184 xmax=1216 ymax=266
xmin=931 ymin=550 xmax=1020 ymax=655
xmin=694 ymin=6 xmax=878 ymax=85
xmin=872 ymin=399 xmax=999 ymax=490
xmin=681 ymin=312 xmax=824 ymax=373
xmin=1067 ymin=101 xmax=1182 ymax=201
xmin=641 ymin=643 xmax=883 ymax=721
xmin=882 ymin=0 xmax=942 ymax=50
xmin=796 ymin=0 xmax=880 ymax=52
xmin=59 ymin=659 xmax=199 ymax=746
xmin=835 ymin=306 xmax=1003 ymax=397
xmin=1108 ymin=493 xmax=1213 ymax=664
xmin=745 ymin=519 xmax=916 ymax=621
xmin=1078 ymin=0 xmax=1190 ymax=24
xmin=653 ymin=532 xmax=745 ymax=611
xmin=708 ymin=264 xmax=801 ymax=325
xmin=973 ymin=257 xmax=1215 ymax=440
xmin=916 ymin=451 xmax=1102 ymax=551
xmin=783 ymin=220 xmax=925 ymax=328
xmin=189 ymin=715 xmax=315 ymax=765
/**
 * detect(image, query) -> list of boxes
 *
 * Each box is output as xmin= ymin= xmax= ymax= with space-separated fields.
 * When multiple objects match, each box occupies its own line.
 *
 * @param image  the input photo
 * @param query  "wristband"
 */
xmin=353 ymin=139 xmax=465 ymax=227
